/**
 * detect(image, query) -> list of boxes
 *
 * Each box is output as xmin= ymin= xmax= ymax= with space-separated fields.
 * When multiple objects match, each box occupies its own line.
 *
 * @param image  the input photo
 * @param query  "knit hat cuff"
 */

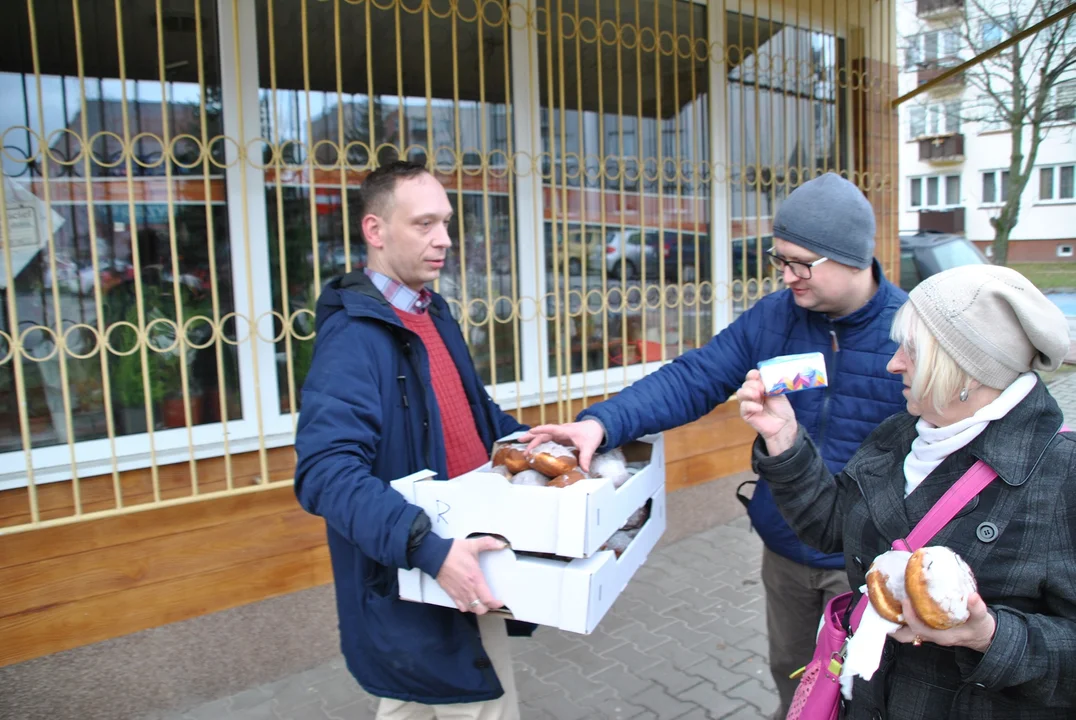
xmin=773 ymin=226 xmax=872 ymax=269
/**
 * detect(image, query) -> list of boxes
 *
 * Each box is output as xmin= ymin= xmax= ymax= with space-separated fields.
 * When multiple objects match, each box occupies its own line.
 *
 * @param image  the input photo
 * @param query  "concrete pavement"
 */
xmin=158 ymin=372 xmax=1076 ymax=720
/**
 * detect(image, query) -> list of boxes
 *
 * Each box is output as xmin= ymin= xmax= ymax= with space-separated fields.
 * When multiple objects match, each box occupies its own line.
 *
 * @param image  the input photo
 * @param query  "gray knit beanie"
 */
xmin=773 ymin=173 xmax=876 ymax=269
xmin=909 ymin=264 xmax=1070 ymax=389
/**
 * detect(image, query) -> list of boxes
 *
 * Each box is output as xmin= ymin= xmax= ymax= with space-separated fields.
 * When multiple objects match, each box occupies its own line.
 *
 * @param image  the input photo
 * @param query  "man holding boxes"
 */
xmin=523 ymin=173 xmax=909 ymax=719
xmin=295 ymin=161 xmax=530 ymax=720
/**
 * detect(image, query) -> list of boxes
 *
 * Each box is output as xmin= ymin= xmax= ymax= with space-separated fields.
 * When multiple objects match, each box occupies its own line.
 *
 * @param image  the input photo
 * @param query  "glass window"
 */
xmin=910 ymin=107 xmax=926 ymax=138
xmin=1060 ymin=166 xmax=1074 ymax=199
xmin=1041 ymin=167 xmax=1055 ymax=200
xmin=982 ymin=172 xmax=996 ymax=203
xmin=926 ymin=177 xmax=939 ymax=207
xmin=911 ymin=178 xmax=922 ymax=207
xmin=923 ymin=32 xmax=939 ymax=62
xmin=0 ymin=0 xmax=240 ymax=455
xmin=537 ymin=0 xmax=713 ymax=375
xmin=727 ymin=12 xmax=845 ymax=317
xmin=945 ymin=175 xmax=961 ymax=206
xmin=254 ymin=0 xmax=518 ymax=396
xmin=1000 ymin=170 xmax=1010 ymax=203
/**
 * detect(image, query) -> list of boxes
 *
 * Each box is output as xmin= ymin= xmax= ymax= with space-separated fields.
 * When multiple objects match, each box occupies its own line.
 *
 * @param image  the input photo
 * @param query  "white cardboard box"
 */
xmin=389 ymin=433 xmax=665 ymax=559
xmin=396 ymin=485 xmax=666 ymax=634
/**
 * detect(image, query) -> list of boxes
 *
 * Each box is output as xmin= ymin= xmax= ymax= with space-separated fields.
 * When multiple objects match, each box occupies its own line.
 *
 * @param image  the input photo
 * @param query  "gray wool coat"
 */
xmin=752 ymin=378 xmax=1076 ymax=719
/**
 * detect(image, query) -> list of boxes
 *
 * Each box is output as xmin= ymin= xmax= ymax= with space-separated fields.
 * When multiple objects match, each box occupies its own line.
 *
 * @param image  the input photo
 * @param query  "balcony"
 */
xmin=917 ymin=61 xmax=965 ymax=92
xmin=918 ymin=208 xmax=965 ymax=234
xmin=917 ymin=0 xmax=964 ymax=19
xmin=919 ymin=133 xmax=965 ymax=163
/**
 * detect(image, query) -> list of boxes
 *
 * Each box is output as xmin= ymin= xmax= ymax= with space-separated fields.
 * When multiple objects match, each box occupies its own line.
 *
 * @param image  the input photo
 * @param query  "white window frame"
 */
xmin=980 ymin=169 xmax=1011 ymax=207
xmin=909 ymin=173 xmax=962 ymax=210
xmin=1038 ymin=164 xmax=1076 ymax=204
xmin=905 ymin=29 xmax=961 ymax=70
xmin=908 ymin=100 xmax=961 ymax=139
xmin=1058 ymin=244 xmax=1074 ymax=258
xmin=1046 ymin=80 xmax=1076 ymax=125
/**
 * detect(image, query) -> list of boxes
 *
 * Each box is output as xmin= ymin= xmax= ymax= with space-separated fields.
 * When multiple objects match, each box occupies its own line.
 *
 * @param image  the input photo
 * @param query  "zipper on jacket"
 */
xmin=816 ymin=324 xmax=841 ymax=447
xmin=397 ymin=375 xmax=409 ymax=408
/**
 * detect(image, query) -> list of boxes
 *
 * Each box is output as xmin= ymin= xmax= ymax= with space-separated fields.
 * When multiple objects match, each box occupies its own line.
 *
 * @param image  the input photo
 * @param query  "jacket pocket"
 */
xmin=359 ymin=556 xmax=396 ymax=598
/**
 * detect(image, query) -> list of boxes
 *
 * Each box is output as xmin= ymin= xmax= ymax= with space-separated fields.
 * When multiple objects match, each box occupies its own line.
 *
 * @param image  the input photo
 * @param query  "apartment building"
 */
xmin=897 ymin=0 xmax=1076 ymax=262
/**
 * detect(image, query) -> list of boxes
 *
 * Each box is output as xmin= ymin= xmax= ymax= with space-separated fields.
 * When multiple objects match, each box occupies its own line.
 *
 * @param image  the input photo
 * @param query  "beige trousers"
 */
xmin=374 ymin=614 xmax=520 ymax=720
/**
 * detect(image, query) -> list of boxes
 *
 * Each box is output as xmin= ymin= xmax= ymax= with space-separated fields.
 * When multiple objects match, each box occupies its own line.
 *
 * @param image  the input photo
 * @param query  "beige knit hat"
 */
xmin=909 ymin=265 xmax=1070 ymax=389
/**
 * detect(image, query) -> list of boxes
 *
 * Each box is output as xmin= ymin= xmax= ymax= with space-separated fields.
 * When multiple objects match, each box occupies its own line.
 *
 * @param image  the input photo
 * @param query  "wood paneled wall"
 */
xmin=0 ymin=400 xmax=754 ymax=668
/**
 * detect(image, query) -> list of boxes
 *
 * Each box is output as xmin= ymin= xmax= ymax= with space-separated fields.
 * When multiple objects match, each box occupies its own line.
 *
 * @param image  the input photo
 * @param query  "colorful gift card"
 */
xmin=757 ymin=352 xmax=828 ymax=396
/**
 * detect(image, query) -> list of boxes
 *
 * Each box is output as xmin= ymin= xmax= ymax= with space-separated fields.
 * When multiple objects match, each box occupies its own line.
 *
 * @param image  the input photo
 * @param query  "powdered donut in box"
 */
xmin=510 ymin=469 xmax=550 ymax=487
xmin=589 ymin=447 xmax=630 ymax=488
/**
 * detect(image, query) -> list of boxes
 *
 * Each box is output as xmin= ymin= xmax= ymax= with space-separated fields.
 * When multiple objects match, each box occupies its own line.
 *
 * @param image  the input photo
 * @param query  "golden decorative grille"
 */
xmin=0 ymin=0 xmax=897 ymax=533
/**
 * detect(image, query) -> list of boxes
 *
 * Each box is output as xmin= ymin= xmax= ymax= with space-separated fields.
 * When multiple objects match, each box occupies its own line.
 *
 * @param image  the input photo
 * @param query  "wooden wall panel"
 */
xmin=0 ymin=398 xmax=756 ymax=668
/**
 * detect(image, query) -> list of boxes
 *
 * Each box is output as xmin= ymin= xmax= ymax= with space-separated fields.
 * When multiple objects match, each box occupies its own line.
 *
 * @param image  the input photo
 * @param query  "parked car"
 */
xmin=898 ymin=230 xmax=988 ymax=292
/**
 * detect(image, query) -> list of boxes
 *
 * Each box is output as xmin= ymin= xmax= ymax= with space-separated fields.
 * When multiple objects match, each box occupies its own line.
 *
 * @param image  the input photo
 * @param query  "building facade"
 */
xmin=896 ymin=0 xmax=1076 ymax=262
xmin=0 ymin=0 xmax=899 ymax=691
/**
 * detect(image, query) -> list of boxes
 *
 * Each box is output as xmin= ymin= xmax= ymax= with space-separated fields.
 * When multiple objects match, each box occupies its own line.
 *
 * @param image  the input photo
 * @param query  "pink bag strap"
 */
xmin=891 ymin=459 xmax=997 ymax=552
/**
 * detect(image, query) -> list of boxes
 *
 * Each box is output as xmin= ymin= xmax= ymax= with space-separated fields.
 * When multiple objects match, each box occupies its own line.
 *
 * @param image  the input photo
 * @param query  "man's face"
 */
xmin=772 ymin=237 xmax=863 ymax=316
xmin=365 ymin=173 xmax=454 ymax=290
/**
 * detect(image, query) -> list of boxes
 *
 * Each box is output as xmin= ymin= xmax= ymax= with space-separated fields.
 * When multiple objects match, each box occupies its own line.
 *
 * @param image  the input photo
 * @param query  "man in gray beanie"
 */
xmin=521 ymin=172 xmax=911 ymax=718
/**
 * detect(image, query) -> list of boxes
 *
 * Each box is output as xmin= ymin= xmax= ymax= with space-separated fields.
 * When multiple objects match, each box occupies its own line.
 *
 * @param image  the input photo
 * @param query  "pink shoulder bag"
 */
xmin=785 ymin=459 xmax=1000 ymax=720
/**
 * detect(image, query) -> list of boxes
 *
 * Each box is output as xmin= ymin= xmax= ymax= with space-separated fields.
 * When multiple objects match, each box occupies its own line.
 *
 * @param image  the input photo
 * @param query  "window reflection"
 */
xmin=0 ymin=0 xmax=240 ymax=454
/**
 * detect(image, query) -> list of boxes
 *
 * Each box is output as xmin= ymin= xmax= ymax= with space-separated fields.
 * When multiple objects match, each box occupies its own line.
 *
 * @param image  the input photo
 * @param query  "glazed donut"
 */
xmin=865 ymin=550 xmax=911 ymax=624
xmin=493 ymin=445 xmax=530 ymax=474
xmin=905 ymin=546 xmax=977 ymax=630
xmin=527 ymin=441 xmax=579 ymax=477
xmin=548 ymin=469 xmax=587 ymax=488
xmin=511 ymin=469 xmax=549 ymax=486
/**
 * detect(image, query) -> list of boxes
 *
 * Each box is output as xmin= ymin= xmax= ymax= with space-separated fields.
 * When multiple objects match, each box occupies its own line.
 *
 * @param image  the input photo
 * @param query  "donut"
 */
xmin=621 ymin=502 xmax=651 ymax=531
xmin=865 ymin=550 xmax=911 ymax=624
xmin=489 ymin=465 xmax=514 ymax=480
xmin=493 ymin=445 xmax=530 ymax=474
xmin=905 ymin=546 xmax=977 ymax=630
xmin=589 ymin=447 xmax=630 ymax=488
xmin=599 ymin=530 xmax=634 ymax=558
xmin=510 ymin=469 xmax=549 ymax=487
xmin=527 ymin=441 xmax=579 ymax=477
xmin=548 ymin=469 xmax=587 ymax=488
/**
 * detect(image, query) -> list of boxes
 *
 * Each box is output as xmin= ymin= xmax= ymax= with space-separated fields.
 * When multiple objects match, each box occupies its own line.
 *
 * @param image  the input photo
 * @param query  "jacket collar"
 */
xmin=791 ymin=259 xmax=904 ymax=331
xmin=316 ymin=270 xmax=447 ymax=332
xmin=865 ymin=376 xmax=1063 ymax=487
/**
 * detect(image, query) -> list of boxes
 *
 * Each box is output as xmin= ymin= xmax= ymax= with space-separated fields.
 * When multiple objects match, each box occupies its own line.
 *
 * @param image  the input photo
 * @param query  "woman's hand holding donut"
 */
xmin=890 ymin=593 xmax=996 ymax=653
xmin=736 ymin=370 xmax=799 ymax=456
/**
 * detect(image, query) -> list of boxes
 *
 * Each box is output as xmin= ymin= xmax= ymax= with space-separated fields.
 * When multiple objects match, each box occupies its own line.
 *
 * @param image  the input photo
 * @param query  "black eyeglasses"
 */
xmin=767 ymin=249 xmax=829 ymax=279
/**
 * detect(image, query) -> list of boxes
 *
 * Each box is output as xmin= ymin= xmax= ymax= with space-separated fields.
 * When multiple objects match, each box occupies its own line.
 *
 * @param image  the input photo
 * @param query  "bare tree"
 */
xmin=954 ymin=0 xmax=1076 ymax=264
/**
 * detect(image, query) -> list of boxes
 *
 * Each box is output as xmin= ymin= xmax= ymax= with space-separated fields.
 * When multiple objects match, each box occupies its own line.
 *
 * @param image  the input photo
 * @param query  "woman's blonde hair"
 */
xmin=890 ymin=301 xmax=974 ymax=413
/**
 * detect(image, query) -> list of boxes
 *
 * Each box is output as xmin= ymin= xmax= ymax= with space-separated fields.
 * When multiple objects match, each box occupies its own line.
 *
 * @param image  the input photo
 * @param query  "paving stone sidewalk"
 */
xmin=162 ymin=516 xmax=778 ymax=720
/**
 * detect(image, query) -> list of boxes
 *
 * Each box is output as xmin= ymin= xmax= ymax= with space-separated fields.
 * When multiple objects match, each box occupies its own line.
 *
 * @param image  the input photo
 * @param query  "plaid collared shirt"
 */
xmin=363 ymin=268 xmax=433 ymax=314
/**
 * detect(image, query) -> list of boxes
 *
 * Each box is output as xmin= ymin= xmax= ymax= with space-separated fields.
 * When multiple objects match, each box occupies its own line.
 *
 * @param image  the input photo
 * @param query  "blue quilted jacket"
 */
xmin=580 ymin=261 xmax=908 ymax=568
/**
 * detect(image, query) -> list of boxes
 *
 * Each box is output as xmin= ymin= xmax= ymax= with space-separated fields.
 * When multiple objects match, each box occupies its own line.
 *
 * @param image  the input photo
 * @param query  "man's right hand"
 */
xmin=435 ymin=537 xmax=506 ymax=615
xmin=520 ymin=419 xmax=605 ymax=472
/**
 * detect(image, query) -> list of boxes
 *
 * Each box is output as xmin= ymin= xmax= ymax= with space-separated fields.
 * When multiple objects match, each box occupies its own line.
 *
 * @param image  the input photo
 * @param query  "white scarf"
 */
xmin=903 ymin=373 xmax=1038 ymax=497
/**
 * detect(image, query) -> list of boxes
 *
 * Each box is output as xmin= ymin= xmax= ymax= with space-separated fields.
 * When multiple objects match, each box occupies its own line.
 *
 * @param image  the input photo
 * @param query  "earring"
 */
xmin=960 ymin=387 xmax=969 ymax=402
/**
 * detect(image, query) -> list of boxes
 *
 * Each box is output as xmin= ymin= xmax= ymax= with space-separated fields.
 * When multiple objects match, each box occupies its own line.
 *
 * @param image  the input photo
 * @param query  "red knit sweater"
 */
xmin=394 ymin=308 xmax=489 ymax=477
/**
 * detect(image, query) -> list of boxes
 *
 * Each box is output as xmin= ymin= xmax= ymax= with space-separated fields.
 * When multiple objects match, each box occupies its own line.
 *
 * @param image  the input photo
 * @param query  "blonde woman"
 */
xmin=737 ymin=265 xmax=1076 ymax=719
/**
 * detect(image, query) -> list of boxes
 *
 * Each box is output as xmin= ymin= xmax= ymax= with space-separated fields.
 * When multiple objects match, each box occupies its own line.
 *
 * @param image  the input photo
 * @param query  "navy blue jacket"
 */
xmin=294 ymin=270 xmax=530 ymax=704
xmin=580 ymin=261 xmax=908 ymax=569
